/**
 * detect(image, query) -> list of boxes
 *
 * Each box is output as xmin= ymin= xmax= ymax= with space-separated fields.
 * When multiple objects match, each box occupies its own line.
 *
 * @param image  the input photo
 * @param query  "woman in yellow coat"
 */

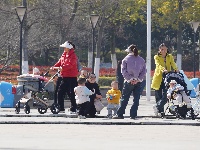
xmin=151 ymin=43 xmax=178 ymax=116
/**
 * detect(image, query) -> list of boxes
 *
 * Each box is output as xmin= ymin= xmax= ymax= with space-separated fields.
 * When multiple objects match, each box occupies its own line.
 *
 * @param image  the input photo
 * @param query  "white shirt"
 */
xmin=74 ymin=86 xmax=93 ymax=104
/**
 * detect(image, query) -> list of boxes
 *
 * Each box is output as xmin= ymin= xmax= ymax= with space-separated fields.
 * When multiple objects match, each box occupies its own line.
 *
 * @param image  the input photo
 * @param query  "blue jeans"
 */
xmin=117 ymin=81 xmax=141 ymax=118
xmin=140 ymin=80 xmax=146 ymax=95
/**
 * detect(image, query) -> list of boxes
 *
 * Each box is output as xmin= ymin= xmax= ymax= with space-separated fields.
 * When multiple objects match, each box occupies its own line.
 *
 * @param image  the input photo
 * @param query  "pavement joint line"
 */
xmin=0 ymin=114 xmax=199 ymax=120
xmin=1 ymin=96 xmax=199 ymax=125
xmin=0 ymin=121 xmax=200 ymax=126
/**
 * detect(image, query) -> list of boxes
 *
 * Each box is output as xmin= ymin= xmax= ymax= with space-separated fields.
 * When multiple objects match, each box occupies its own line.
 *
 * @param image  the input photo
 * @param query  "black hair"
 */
xmin=68 ymin=41 xmax=75 ymax=49
xmin=159 ymin=43 xmax=166 ymax=49
xmin=157 ymin=43 xmax=169 ymax=55
xmin=129 ymin=44 xmax=138 ymax=56
xmin=77 ymin=77 xmax=86 ymax=84
xmin=117 ymin=60 xmax=122 ymax=68
xmin=88 ymin=73 xmax=96 ymax=78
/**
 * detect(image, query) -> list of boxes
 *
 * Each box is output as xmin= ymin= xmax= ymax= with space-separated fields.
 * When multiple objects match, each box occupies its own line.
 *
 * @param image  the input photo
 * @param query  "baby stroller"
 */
xmin=163 ymin=72 xmax=195 ymax=120
xmin=193 ymin=83 xmax=200 ymax=117
xmin=15 ymin=71 xmax=60 ymax=114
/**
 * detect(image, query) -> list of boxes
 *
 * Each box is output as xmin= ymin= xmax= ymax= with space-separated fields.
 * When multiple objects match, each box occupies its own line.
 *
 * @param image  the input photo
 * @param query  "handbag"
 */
xmin=94 ymin=99 xmax=104 ymax=112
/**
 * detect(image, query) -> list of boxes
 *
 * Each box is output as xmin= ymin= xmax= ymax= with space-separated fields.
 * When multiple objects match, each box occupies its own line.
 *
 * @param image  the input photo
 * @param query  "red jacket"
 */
xmin=54 ymin=49 xmax=78 ymax=77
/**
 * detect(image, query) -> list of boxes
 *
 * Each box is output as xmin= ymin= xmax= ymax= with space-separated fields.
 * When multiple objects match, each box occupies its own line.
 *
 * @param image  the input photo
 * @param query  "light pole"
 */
xmin=15 ymin=6 xmax=27 ymax=75
xmin=190 ymin=21 xmax=200 ymax=78
xmin=90 ymin=14 xmax=99 ymax=73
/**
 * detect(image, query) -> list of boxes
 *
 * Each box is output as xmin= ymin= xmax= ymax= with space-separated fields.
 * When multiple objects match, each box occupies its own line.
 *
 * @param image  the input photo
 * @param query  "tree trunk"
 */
xmin=94 ymin=17 xmax=105 ymax=82
xmin=44 ymin=49 xmax=49 ymax=66
xmin=110 ymin=26 xmax=117 ymax=69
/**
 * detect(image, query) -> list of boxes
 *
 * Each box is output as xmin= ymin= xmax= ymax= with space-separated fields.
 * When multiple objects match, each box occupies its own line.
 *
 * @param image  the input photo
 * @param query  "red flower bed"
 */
xmin=1 ymin=65 xmax=200 ymax=84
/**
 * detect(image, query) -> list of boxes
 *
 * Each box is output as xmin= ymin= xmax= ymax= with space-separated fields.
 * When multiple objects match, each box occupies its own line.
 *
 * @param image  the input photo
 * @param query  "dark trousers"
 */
xmin=117 ymin=77 xmax=124 ymax=92
xmin=140 ymin=80 xmax=146 ymax=95
xmin=155 ymin=82 xmax=167 ymax=113
xmin=117 ymin=81 xmax=141 ymax=118
xmin=54 ymin=77 xmax=62 ymax=104
xmin=78 ymin=102 xmax=88 ymax=116
xmin=57 ymin=77 xmax=77 ymax=111
xmin=85 ymin=98 xmax=96 ymax=117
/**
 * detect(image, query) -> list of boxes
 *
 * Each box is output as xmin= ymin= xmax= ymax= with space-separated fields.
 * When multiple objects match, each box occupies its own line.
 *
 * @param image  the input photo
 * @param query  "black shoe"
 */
xmin=59 ymin=109 xmax=65 ymax=113
xmin=69 ymin=107 xmax=76 ymax=112
xmin=112 ymin=115 xmax=124 ymax=119
xmin=130 ymin=116 xmax=136 ymax=119
xmin=87 ymin=115 xmax=96 ymax=118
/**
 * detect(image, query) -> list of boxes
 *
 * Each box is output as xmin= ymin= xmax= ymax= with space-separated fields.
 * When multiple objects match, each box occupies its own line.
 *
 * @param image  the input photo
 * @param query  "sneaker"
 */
xmin=107 ymin=114 xmax=112 ymax=119
xmin=78 ymin=115 xmax=86 ymax=119
xmin=112 ymin=115 xmax=124 ymax=119
xmin=69 ymin=107 xmax=77 ymax=112
xmin=153 ymin=105 xmax=158 ymax=116
xmin=70 ymin=111 xmax=77 ymax=114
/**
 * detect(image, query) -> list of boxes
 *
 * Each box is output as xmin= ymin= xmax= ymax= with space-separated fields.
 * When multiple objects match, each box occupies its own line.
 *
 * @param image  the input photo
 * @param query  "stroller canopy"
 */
xmin=163 ymin=72 xmax=187 ymax=91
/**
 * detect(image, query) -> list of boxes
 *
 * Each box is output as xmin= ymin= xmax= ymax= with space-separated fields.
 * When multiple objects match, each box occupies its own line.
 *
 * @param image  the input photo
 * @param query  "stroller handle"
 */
xmin=43 ymin=70 xmax=60 ymax=88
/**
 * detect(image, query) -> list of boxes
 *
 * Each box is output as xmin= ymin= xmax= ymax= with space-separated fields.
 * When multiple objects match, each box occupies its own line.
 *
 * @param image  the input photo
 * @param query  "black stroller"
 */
xmin=15 ymin=71 xmax=60 ymax=114
xmin=163 ymin=72 xmax=195 ymax=120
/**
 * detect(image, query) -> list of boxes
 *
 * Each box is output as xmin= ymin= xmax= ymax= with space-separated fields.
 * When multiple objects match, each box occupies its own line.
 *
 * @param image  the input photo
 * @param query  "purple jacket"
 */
xmin=121 ymin=54 xmax=146 ymax=82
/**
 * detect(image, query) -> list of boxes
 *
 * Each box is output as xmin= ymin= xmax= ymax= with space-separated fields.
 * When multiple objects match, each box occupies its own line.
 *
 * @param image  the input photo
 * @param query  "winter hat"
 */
xmin=33 ymin=67 xmax=40 ymax=74
xmin=60 ymin=41 xmax=73 ymax=49
xmin=169 ymin=80 xmax=177 ymax=84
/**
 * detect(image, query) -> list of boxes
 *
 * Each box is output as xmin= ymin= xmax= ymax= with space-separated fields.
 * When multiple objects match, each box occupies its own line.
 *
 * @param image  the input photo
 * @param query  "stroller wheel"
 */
xmin=161 ymin=112 xmax=165 ymax=119
xmin=38 ymin=107 xmax=47 ymax=114
xmin=50 ymin=103 xmax=60 ymax=114
xmin=15 ymin=105 xmax=20 ymax=114
xmin=24 ymin=105 xmax=30 ymax=114
xmin=189 ymin=108 xmax=196 ymax=120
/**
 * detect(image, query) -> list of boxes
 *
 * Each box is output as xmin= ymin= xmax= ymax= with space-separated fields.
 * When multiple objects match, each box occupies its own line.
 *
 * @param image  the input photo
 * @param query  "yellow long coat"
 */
xmin=151 ymin=54 xmax=178 ymax=90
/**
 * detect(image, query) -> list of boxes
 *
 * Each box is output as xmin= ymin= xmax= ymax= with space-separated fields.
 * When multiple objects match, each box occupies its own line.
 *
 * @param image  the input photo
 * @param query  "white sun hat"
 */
xmin=125 ymin=45 xmax=132 ymax=53
xmin=60 ymin=41 xmax=73 ymax=49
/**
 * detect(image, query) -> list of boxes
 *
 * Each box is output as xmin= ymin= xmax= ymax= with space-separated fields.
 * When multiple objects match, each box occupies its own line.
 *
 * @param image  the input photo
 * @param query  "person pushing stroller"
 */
xmin=167 ymin=80 xmax=192 ymax=108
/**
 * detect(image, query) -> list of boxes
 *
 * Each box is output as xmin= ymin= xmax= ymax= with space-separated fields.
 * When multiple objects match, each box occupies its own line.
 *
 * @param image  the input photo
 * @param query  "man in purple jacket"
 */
xmin=113 ymin=44 xmax=146 ymax=119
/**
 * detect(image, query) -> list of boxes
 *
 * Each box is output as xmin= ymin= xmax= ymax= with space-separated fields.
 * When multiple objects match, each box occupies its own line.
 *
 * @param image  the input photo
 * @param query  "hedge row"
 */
xmin=98 ymin=77 xmax=116 ymax=87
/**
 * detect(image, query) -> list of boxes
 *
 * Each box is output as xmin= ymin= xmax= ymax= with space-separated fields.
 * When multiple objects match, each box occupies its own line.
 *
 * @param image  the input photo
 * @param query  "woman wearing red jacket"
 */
xmin=52 ymin=41 xmax=78 ymax=113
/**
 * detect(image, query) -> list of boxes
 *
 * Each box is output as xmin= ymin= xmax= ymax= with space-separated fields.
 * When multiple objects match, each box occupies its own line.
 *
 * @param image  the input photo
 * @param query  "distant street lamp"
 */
xmin=90 ymin=14 xmax=99 ymax=73
xmin=15 ymin=6 xmax=27 ymax=75
xmin=190 ymin=21 xmax=200 ymax=78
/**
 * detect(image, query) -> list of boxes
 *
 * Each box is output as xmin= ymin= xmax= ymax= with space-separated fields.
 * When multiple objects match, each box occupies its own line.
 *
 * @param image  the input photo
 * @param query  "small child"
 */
xmin=32 ymin=67 xmax=48 ymax=82
xmin=167 ymin=80 xmax=192 ymax=108
xmin=79 ymin=70 xmax=88 ymax=79
xmin=85 ymin=73 xmax=102 ymax=118
xmin=106 ymin=81 xmax=121 ymax=118
xmin=74 ymin=78 xmax=94 ymax=119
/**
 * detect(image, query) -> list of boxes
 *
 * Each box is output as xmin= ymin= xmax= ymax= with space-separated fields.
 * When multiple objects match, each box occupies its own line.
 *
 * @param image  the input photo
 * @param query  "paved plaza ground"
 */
xmin=0 ymin=96 xmax=199 ymax=125
xmin=0 ymin=124 xmax=199 ymax=150
xmin=0 ymin=96 xmax=200 ymax=150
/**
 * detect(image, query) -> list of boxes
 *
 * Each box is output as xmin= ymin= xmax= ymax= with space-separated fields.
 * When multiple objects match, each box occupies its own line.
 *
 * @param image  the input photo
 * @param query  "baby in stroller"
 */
xmin=15 ymin=68 xmax=60 ymax=114
xmin=167 ymin=80 xmax=192 ymax=108
xmin=164 ymin=72 xmax=194 ymax=119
